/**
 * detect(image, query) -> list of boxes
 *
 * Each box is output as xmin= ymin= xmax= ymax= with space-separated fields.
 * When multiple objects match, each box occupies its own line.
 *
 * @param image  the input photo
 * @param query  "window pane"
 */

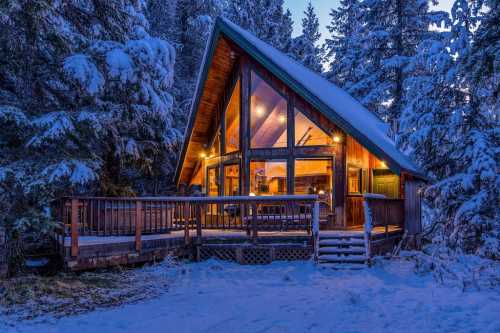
xmin=250 ymin=160 xmax=287 ymax=195
xmin=295 ymin=159 xmax=333 ymax=207
xmin=250 ymin=72 xmax=287 ymax=148
xmin=225 ymin=79 xmax=240 ymax=153
xmin=207 ymin=167 xmax=219 ymax=196
xmin=348 ymin=167 xmax=361 ymax=194
xmin=224 ymin=164 xmax=239 ymax=196
xmin=209 ymin=132 xmax=220 ymax=158
xmin=294 ymin=109 xmax=332 ymax=146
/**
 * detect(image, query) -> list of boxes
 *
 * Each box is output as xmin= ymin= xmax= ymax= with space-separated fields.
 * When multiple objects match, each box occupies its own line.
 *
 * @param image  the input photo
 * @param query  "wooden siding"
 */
xmin=404 ymin=179 xmax=423 ymax=235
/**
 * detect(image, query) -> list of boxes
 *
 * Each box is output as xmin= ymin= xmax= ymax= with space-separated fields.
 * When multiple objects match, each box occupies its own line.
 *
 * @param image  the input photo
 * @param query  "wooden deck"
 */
xmin=56 ymin=195 xmax=405 ymax=271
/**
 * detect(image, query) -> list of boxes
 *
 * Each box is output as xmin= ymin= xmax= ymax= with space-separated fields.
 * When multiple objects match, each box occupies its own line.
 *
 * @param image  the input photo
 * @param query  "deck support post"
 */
xmin=312 ymin=201 xmax=320 ymax=262
xmin=71 ymin=199 xmax=79 ymax=257
xmin=251 ymin=203 xmax=258 ymax=243
xmin=135 ymin=200 xmax=143 ymax=252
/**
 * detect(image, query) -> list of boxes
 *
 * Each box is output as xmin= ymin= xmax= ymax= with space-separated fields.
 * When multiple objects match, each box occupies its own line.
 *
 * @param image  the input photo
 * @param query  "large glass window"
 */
xmin=294 ymin=109 xmax=332 ymax=146
xmin=295 ymin=159 xmax=333 ymax=207
xmin=224 ymin=164 xmax=239 ymax=196
xmin=249 ymin=160 xmax=287 ymax=195
xmin=207 ymin=167 xmax=219 ymax=196
xmin=250 ymin=72 xmax=287 ymax=148
xmin=225 ymin=79 xmax=240 ymax=153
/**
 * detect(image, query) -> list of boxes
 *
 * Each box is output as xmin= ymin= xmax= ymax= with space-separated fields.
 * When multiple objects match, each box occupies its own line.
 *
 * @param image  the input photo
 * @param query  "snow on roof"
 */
xmin=219 ymin=18 xmax=422 ymax=176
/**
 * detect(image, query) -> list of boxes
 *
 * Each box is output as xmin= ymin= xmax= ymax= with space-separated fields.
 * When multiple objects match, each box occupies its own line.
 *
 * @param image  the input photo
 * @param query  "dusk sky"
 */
xmin=284 ymin=0 xmax=455 ymax=43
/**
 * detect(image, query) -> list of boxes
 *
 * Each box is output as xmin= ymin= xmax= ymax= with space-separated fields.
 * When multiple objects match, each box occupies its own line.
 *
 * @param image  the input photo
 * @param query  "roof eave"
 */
xmin=174 ymin=22 xmax=223 ymax=186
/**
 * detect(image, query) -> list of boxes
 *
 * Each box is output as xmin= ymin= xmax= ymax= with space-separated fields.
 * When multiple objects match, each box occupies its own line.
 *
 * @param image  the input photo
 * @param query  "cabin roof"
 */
xmin=175 ymin=18 xmax=425 ymax=185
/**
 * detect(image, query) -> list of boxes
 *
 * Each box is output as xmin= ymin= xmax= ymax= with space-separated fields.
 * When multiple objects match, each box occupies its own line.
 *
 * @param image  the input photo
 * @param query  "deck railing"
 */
xmin=59 ymin=195 xmax=320 ymax=257
xmin=363 ymin=195 xmax=405 ymax=258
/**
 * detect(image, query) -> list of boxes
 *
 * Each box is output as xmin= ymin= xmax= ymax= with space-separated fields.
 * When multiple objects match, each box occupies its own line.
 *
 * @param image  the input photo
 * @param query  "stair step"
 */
xmin=318 ymin=254 xmax=368 ymax=263
xmin=319 ymin=263 xmax=367 ymax=270
xmin=318 ymin=247 xmax=366 ymax=255
xmin=319 ymin=239 xmax=365 ymax=246
xmin=319 ymin=235 xmax=364 ymax=240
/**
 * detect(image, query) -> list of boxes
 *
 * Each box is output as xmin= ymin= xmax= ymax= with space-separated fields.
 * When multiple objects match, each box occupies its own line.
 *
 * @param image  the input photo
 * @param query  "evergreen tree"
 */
xmin=226 ymin=0 xmax=293 ymax=52
xmin=289 ymin=1 xmax=323 ymax=72
xmin=400 ymin=0 xmax=499 ymax=258
xmin=324 ymin=0 xmax=447 ymax=131
xmin=323 ymin=0 xmax=364 ymax=88
xmin=151 ymin=0 xmax=224 ymax=133
xmin=0 ymin=0 xmax=178 ymax=273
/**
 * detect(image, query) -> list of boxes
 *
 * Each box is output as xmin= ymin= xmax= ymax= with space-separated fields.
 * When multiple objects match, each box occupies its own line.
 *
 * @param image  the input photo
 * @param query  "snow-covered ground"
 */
xmin=2 ymin=259 xmax=499 ymax=333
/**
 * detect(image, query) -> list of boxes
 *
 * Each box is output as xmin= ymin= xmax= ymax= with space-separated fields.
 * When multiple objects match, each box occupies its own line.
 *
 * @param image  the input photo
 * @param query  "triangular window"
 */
xmin=294 ymin=109 xmax=332 ymax=146
xmin=225 ymin=79 xmax=240 ymax=153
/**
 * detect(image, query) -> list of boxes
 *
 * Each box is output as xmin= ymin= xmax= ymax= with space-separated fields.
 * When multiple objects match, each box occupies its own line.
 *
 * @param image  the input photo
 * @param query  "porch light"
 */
xmin=333 ymin=135 xmax=341 ymax=143
xmin=318 ymin=190 xmax=325 ymax=195
xmin=199 ymin=152 xmax=207 ymax=158
xmin=249 ymin=192 xmax=256 ymax=196
xmin=381 ymin=161 xmax=388 ymax=168
xmin=278 ymin=115 xmax=286 ymax=123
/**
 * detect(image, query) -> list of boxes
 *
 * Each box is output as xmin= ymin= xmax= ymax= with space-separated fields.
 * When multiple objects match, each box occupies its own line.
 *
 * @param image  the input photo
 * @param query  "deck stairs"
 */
xmin=316 ymin=231 xmax=369 ymax=269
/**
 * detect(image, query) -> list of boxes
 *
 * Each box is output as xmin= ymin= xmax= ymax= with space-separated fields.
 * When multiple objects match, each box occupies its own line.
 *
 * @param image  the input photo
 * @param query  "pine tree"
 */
xmin=0 ymin=0 xmax=178 ymax=273
xmin=400 ymin=0 xmax=499 ymax=258
xmin=153 ymin=0 xmax=223 ymax=133
xmin=289 ymin=2 xmax=323 ymax=72
xmin=323 ymin=0 xmax=364 ymax=88
xmin=226 ymin=0 xmax=293 ymax=52
xmin=324 ymin=0 xmax=447 ymax=131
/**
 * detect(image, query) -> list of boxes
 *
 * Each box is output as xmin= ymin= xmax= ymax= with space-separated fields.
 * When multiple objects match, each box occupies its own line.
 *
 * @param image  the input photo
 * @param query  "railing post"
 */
xmin=251 ymin=203 xmax=258 ymax=243
xmin=384 ymin=201 xmax=389 ymax=238
xmin=312 ymin=200 xmax=320 ymax=262
xmin=135 ymin=200 xmax=143 ymax=252
xmin=195 ymin=204 xmax=203 ymax=261
xmin=71 ymin=199 xmax=79 ymax=257
xmin=363 ymin=198 xmax=372 ymax=266
xmin=184 ymin=203 xmax=190 ymax=245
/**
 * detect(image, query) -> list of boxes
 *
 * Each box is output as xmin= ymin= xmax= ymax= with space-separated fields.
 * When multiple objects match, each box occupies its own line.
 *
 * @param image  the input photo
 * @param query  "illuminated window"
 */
xmin=249 ymin=160 xmax=287 ymax=195
xmin=250 ymin=72 xmax=287 ymax=148
xmin=294 ymin=109 xmax=332 ymax=146
xmin=225 ymin=79 xmax=240 ymax=153
xmin=224 ymin=164 xmax=239 ymax=196
xmin=207 ymin=167 xmax=219 ymax=196
xmin=210 ymin=132 xmax=220 ymax=157
xmin=348 ymin=166 xmax=361 ymax=194
xmin=295 ymin=159 xmax=333 ymax=207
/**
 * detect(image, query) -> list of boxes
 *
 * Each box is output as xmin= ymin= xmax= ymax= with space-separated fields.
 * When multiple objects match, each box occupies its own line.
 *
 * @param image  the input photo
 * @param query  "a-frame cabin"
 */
xmin=175 ymin=18 xmax=424 ymax=235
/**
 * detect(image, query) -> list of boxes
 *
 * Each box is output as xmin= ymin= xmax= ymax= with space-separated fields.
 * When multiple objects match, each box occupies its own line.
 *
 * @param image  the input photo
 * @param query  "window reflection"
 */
xmin=250 ymin=72 xmax=287 ymax=148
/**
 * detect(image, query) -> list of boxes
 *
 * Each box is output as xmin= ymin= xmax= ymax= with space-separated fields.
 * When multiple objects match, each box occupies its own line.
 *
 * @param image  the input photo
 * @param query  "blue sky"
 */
xmin=284 ymin=0 xmax=454 ymax=43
